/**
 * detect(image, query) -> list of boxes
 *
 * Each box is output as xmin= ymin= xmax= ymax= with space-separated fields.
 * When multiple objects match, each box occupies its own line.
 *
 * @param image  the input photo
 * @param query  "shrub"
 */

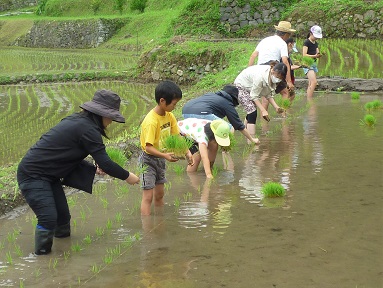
xmin=130 ymin=0 xmax=147 ymax=13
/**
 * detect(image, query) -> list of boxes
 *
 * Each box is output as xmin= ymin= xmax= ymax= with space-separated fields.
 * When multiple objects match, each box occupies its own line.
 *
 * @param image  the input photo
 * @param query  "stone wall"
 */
xmin=220 ymin=0 xmax=383 ymax=39
xmin=14 ymin=18 xmax=127 ymax=48
xmin=0 ymin=0 xmax=37 ymax=12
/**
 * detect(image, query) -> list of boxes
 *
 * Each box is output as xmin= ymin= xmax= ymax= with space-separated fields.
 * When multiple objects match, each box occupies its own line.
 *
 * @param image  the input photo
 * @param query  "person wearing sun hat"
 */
xmin=178 ymin=118 xmax=230 ymax=178
xmin=303 ymin=25 xmax=324 ymax=99
xmin=17 ymin=89 xmax=139 ymax=255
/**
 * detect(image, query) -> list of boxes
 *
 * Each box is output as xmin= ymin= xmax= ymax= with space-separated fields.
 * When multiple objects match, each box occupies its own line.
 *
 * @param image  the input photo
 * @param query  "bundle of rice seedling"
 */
xmin=162 ymin=134 xmax=194 ymax=159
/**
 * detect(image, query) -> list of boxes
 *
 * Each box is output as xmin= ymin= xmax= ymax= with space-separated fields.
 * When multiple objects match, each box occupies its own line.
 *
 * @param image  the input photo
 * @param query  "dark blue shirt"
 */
xmin=182 ymin=91 xmax=245 ymax=130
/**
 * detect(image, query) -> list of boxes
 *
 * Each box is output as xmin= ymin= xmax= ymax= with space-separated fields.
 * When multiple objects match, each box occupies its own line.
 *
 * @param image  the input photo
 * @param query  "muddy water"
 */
xmin=0 ymin=93 xmax=382 ymax=287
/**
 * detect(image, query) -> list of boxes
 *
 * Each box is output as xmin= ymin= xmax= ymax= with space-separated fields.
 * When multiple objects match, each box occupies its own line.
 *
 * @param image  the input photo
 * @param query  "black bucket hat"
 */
xmin=80 ymin=90 xmax=125 ymax=123
xmin=222 ymin=85 xmax=239 ymax=106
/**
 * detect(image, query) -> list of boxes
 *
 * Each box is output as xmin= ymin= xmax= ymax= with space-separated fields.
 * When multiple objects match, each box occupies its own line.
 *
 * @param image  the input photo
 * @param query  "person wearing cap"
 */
xmin=177 ymin=118 xmax=230 ymax=178
xmin=303 ymin=25 xmax=323 ymax=99
xmin=234 ymin=62 xmax=287 ymax=138
xmin=16 ymin=89 xmax=140 ymax=255
xmin=248 ymin=21 xmax=296 ymax=92
xmin=182 ymin=85 xmax=259 ymax=144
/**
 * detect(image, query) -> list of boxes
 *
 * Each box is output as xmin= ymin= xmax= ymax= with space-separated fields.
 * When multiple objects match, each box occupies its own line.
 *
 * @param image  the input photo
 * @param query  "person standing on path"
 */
xmin=302 ymin=25 xmax=323 ymax=99
xmin=17 ymin=90 xmax=140 ymax=255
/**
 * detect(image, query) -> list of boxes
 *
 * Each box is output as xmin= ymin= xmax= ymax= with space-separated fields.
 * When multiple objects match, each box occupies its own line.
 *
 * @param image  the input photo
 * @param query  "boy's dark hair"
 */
xmin=272 ymin=63 xmax=288 ymax=80
xmin=155 ymin=80 xmax=182 ymax=105
xmin=285 ymin=37 xmax=295 ymax=45
xmin=204 ymin=123 xmax=215 ymax=142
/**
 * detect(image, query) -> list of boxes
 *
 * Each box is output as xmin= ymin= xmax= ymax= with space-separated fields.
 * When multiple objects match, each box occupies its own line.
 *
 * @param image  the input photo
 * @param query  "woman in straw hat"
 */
xmin=17 ymin=89 xmax=139 ymax=255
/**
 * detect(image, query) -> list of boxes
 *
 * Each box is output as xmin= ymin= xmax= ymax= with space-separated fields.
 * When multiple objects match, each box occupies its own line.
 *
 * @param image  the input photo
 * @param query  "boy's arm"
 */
xmin=145 ymin=144 xmax=178 ymax=162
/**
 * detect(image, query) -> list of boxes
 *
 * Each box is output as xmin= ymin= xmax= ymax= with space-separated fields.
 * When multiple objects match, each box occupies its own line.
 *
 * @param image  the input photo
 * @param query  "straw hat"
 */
xmin=80 ymin=90 xmax=125 ymax=123
xmin=274 ymin=21 xmax=296 ymax=33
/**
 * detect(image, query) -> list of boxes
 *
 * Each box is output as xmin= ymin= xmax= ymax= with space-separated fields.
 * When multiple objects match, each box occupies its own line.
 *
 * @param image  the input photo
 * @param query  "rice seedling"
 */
xmin=13 ymin=245 xmax=22 ymax=257
xmin=115 ymin=212 xmax=123 ymax=223
xmin=5 ymin=252 xmax=13 ymax=265
xmin=19 ymin=279 xmax=24 ymax=288
xmin=371 ymin=99 xmax=382 ymax=109
xmin=221 ymin=132 xmax=237 ymax=152
xmin=49 ymin=258 xmax=59 ymax=270
xmin=280 ymin=98 xmax=292 ymax=109
xmin=96 ymin=227 xmax=105 ymax=237
xmin=106 ymin=147 xmax=128 ymax=167
xmin=350 ymin=91 xmax=360 ymax=100
xmin=72 ymin=219 xmax=77 ymax=228
xmin=91 ymin=264 xmax=101 ymax=274
xmin=103 ymin=254 xmax=113 ymax=265
xmin=106 ymin=219 xmax=113 ymax=230
xmin=162 ymin=134 xmax=193 ymax=159
xmin=174 ymin=197 xmax=181 ymax=209
xmin=211 ymin=166 xmax=220 ymax=177
xmin=183 ymin=191 xmax=192 ymax=201
xmin=360 ymin=114 xmax=376 ymax=127
xmin=99 ymin=197 xmax=109 ymax=209
xmin=261 ymin=182 xmax=286 ymax=198
xmin=71 ymin=242 xmax=82 ymax=252
xmin=164 ymin=181 xmax=172 ymax=191
xmin=34 ymin=267 xmax=42 ymax=278
xmin=63 ymin=251 xmax=70 ymax=261
xmin=364 ymin=102 xmax=373 ymax=111
xmin=83 ymin=235 xmax=92 ymax=245
xmin=173 ymin=164 xmax=185 ymax=176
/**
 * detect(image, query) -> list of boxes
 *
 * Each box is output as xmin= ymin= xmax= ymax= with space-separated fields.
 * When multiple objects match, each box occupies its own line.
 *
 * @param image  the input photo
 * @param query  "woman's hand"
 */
xmin=126 ymin=173 xmax=140 ymax=185
xmin=261 ymin=110 xmax=270 ymax=122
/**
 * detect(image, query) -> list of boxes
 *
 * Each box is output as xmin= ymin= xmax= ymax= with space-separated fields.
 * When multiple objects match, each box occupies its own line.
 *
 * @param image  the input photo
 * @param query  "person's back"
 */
xmin=255 ymin=35 xmax=289 ymax=65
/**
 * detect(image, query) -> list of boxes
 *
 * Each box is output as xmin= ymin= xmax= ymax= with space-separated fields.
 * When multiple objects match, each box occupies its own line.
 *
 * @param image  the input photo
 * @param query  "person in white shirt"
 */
xmin=248 ymin=21 xmax=296 ymax=92
xmin=234 ymin=62 xmax=287 ymax=140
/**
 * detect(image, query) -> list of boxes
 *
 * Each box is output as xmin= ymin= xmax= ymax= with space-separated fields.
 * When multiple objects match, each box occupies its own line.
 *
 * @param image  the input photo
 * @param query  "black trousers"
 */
xmin=17 ymin=173 xmax=71 ymax=230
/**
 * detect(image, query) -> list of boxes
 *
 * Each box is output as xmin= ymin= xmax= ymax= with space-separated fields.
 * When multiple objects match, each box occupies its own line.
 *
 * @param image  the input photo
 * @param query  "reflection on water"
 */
xmin=0 ymin=93 xmax=382 ymax=287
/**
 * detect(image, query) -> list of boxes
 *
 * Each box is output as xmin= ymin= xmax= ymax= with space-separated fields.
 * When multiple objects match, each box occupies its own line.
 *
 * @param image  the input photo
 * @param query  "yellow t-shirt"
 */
xmin=140 ymin=109 xmax=180 ymax=154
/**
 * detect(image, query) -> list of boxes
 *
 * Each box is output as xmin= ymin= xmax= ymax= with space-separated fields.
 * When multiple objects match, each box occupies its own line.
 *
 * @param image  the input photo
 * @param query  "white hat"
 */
xmin=310 ymin=25 xmax=323 ymax=39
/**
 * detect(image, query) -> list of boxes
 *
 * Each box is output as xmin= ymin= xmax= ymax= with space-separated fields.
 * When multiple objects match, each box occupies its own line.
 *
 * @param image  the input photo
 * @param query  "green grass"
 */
xmin=261 ymin=182 xmax=286 ymax=198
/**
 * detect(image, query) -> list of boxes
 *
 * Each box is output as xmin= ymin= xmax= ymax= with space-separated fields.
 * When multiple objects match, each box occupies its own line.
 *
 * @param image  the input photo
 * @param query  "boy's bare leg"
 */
xmin=154 ymin=183 xmax=165 ymax=209
xmin=207 ymin=141 xmax=218 ymax=167
xmin=141 ymin=189 xmax=154 ymax=216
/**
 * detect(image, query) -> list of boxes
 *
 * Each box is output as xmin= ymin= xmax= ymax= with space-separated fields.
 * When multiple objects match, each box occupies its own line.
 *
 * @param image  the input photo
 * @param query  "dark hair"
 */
xmin=222 ymin=85 xmax=239 ymax=106
xmin=204 ymin=123 xmax=215 ymax=142
xmin=80 ymin=110 xmax=108 ymax=138
xmin=272 ymin=63 xmax=288 ymax=80
xmin=276 ymin=30 xmax=290 ymax=37
xmin=155 ymin=80 xmax=182 ymax=105
xmin=285 ymin=37 xmax=295 ymax=45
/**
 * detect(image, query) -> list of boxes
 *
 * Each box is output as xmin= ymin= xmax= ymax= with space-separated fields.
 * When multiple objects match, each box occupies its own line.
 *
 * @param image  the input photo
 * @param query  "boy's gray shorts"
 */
xmin=138 ymin=152 xmax=167 ymax=190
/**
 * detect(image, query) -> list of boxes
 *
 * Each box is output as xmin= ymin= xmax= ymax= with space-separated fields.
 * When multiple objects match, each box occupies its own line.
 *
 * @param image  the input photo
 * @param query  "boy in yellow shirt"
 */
xmin=139 ymin=80 xmax=193 ymax=215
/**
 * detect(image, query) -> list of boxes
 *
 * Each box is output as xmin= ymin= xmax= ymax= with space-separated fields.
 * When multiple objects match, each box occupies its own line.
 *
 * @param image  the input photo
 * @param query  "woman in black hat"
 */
xmin=182 ymin=85 xmax=259 ymax=144
xmin=17 ymin=89 xmax=139 ymax=255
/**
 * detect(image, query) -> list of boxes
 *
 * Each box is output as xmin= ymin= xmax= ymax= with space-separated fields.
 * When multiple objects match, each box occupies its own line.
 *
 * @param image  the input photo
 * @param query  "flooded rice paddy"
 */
xmin=0 ymin=91 xmax=382 ymax=287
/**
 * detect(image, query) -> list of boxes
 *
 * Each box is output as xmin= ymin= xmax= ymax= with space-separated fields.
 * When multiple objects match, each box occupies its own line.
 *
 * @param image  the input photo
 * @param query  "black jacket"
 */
xmin=182 ymin=91 xmax=245 ymax=130
xmin=18 ymin=113 xmax=129 ymax=190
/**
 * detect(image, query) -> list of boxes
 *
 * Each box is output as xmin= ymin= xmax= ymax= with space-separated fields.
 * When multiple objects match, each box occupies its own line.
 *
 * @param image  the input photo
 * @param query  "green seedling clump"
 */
xmin=364 ymin=102 xmax=373 ymax=111
xmin=350 ymin=92 xmax=360 ymax=100
xmin=360 ymin=114 xmax=376 ymax=127
xmin=106 ymin=147 xmax=128 ymax=167
xmin=261 ymin=182 xmax=286 ymax=198
xmin=162 ymin=134 xmax=193 ymax=158
xmin=221 ymin=132 xmax=237 ymax=152
xmin=371 ymin=100 xmax=382 ymax=109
